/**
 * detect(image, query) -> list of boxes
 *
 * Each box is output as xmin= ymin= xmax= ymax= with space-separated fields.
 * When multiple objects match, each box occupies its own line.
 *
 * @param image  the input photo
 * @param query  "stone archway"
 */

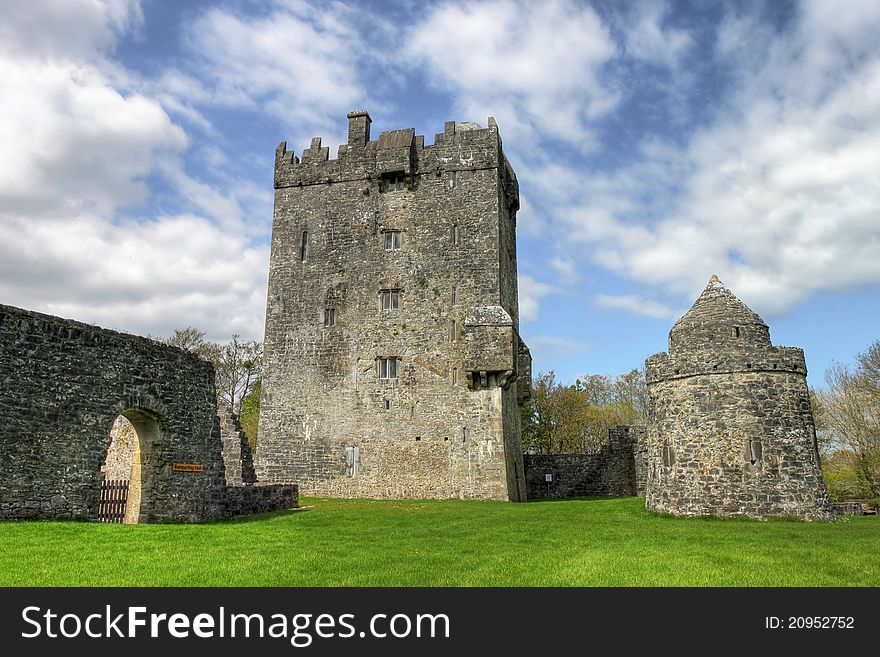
xmin=100 ymin=409 xmax=166 ymax=523
xmin=0 ymin=303 xmax=228 ymax=522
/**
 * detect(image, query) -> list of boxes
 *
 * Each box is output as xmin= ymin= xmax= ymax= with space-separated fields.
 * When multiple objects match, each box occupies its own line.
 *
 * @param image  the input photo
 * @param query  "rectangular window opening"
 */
xmin=380 ymin=289 xmax=401 ymax=310
xmin=449 ymin=320 xmax=457 ymax=342
xmin=378 ymin=357 xmax=398 ymax=380
xmin=345 ymin=445 xmax=360 ymax=477
xmin=452 ymin=224 xmax=460 ymax=245
xmin=323 ymin=308 xmax=336 ymax=327
xmin=383 ymin=399 xmax=391 ymax=411
xmin=383 ymin=230 xmax=401 ymax=251
xmin=381 ymin=172 xmax=406 ymax=193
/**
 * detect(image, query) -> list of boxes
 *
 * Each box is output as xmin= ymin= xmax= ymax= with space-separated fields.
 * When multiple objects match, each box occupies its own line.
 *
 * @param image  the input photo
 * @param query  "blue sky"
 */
xmin=1 ymin=0 xmax=879 ymax=388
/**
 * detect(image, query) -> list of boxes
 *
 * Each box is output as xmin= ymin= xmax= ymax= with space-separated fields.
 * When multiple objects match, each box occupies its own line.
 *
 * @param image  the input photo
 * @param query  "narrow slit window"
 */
xmin=345 ymin=445 xmax=360 ymax=476
xmin=452 ymin=287 xmax=459 ymax=305
xmin=383 ymin=399 xmax=391 ymax=411
xmin=450 ymin=320 xmax=457 ymax=342
xmin=733 ymin=326 xmax=741 ymax=338
xmin=452 ymin=224 xmax=460 ymax=245
xmin=748 ymin=438 xmax=763 ymax=465
xmin=462 ymin=427 xmax=468 ymax=442
xmin=662 ymin=440 xmax=675 ymax=468
xmin=380 ymin=289 xmax=401 ymax=310
xmin=452 ymin=367 xmax=458 ymax=385
xmin=378 ymin=357 xmax=398 ymax=380
xmin=323 ymin=308 xmax=336 ymax=327
xmin=383 ymin=230 xmax=401 ymax=251
xmin=300 ymin=230 xmax=309 ymax=262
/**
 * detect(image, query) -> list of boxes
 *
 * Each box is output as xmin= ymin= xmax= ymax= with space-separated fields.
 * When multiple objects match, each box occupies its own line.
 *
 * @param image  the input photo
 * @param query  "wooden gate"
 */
xmin=98 ymin=478 xmax=130 ymax=523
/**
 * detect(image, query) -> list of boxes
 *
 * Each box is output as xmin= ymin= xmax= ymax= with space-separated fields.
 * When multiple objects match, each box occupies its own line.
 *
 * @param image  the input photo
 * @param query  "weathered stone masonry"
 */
xmin=524 ymin=426 xmax=646 ymax=499
xmin=644 ymin=276 xmax=832 ymax=519
xmin=0 ymin=304 xmax=226 ymax=522
xmin=256 ymin=111 xmax=531 ymax=500
xmin=0 ymin=304 xmax=297 ymax=522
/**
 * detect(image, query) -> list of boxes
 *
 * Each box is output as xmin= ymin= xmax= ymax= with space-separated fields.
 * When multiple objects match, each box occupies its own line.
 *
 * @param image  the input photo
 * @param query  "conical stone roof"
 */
xmin=668 ymin=274 xmax=770 ymax=353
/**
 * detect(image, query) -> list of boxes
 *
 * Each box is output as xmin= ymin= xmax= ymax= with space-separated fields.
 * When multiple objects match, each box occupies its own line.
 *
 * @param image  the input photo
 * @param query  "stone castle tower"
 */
xmin=255 ymin=111 xmax=530 ymax=501
xmin=644 ymin=275 xmax=831 ymax=519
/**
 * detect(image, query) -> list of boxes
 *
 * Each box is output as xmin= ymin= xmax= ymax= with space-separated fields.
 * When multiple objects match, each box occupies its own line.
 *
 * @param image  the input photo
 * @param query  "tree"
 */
xmin=813 ymin=339 xmax=880 ymax=501
xmin=238 ymin=379 xmax=261 ymax=451
xmin=163 ymin=329 xmax=262 ymax=415
xmin=214 ymin=335 xmax=263 ymax=414
xmin=521 ymin=368 xmax=647 ymax=455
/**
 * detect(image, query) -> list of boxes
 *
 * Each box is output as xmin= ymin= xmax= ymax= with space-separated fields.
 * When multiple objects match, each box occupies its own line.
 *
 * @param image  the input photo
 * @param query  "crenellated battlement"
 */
xmin=273 ymin=111 xmax=514 ymax=207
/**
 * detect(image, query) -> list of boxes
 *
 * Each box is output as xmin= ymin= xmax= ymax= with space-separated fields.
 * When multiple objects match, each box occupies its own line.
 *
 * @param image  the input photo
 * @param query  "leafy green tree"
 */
xmin=813 ymin=339 xmax=880 ymax=500
xmin=162 ymin=328 xmax=262 ymax=415
xmin=239 ymin=379 xmax=261 ymax=451
xmin=522 ymin=368 xmax=647 ymax=454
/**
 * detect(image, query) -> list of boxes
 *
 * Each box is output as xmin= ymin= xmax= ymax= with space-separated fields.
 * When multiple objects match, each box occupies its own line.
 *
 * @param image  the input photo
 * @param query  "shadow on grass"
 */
xmin=525 ymin=495 xmax=643 ymax=503
xmin=218 ymin=506 xmax=309 ymax=524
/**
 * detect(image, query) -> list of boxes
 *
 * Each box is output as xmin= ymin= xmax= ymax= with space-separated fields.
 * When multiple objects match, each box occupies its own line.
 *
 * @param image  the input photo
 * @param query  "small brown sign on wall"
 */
xmin=172 ymin=463 xmax=204 ymax=473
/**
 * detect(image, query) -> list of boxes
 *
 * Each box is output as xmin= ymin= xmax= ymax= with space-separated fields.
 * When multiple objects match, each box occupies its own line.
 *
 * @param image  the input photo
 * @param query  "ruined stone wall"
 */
xmin=256 ymin=112 xmax=528 ymax=500
xmin=218 ymin=406 xmax=256 ymax=485
xmin=523 ymin=426 xmax=644 ymax=499
xmin=0 ymin=304 xmax=226 ymax=522
xmin=644 ymin=276 xmax=832 ymax=519
xmin=225 ymin=483 xmax=299 ymax=517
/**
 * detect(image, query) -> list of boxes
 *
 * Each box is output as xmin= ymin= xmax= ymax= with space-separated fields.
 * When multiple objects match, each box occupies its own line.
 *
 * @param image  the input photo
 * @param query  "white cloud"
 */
xmin=405 ymin=0 xmax=619 ymax=149
xmin=0 ymin=56 xmax=187 ymax=217
xmin=182 ymin=2 xmax=376 ymax=147
xmin=0 ymin=0 xmax=270 ymax=341
xmin=549 ymin=1 xmax=880 ymax=316
xmin=550 ymin=257 xmax=578 ymax=285
xmin=617 ymin=0 xmax=693 ymax=67
xmin=0 ymin=212 xmax=268 ymax=340
xmin=527 ymin=335 xmax=592 ymax=357
xmin=518 ymin=274 xmax=557 ymax=322
xmin=595 ymin=294 xmax=679 ymax=320
xmin=0 ymin=0 xmax=142 ymax=60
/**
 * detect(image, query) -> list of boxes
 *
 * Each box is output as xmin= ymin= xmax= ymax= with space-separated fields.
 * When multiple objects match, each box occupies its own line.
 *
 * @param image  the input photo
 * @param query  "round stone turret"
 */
xmin=644 ymin=275 xmax=832 ymax=520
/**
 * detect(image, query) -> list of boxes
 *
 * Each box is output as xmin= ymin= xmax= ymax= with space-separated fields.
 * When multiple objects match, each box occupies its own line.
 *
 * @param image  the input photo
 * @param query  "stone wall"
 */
xmin=256 ymin=111 xmax=529 ymax=501
xmin=225 ymin=483 xmax=299 ymax=517
xmin=523 ymin=426 xmax=645 ymax=499
xmin=644 ymin=276 xmax=832 ymax=520
xmin=0 ymin=304 xmax=227 ymax=522
xmin=218 ymin=406 xmax=256 ymax=485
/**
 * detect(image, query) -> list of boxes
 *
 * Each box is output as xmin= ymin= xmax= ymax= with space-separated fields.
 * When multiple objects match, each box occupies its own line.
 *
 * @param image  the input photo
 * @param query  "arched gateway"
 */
xmin=0 ymin=304 xmax=227 ymax=522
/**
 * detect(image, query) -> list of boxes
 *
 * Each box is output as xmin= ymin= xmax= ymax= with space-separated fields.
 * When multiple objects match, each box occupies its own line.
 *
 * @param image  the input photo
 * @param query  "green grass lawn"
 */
xmin=1 ymin=497 xmax=877 ymax=586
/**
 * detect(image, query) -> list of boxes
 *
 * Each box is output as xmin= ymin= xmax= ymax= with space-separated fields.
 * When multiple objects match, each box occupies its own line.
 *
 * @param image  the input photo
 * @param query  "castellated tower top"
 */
xmin=668 ymin=274 xmax=770 ymax=354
